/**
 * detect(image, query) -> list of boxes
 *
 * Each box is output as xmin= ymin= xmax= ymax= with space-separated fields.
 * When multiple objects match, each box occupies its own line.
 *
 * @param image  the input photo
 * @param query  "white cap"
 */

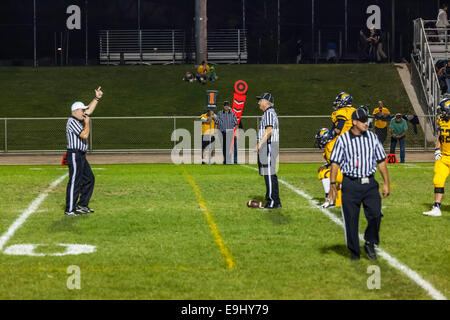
xmin=71 ymin=101 xmax=88 ymax=112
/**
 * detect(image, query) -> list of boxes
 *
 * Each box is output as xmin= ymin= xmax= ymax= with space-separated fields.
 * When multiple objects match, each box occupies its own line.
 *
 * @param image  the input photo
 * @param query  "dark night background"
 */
xmin=0 ymin=0 xmax=442 ymax=65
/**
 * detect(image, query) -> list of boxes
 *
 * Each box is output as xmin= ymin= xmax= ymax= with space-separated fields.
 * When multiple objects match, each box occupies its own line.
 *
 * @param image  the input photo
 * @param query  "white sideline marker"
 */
xmin=241 ymin=165 xmax=447 ymax=300
xmin=0 ymin=173 xmax=68 ymax=252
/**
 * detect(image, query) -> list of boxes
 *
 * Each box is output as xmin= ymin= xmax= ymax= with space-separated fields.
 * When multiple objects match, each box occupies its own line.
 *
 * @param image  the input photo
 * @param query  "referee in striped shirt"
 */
xmin=65 ymin=86 xmax=103 ymax=216
xmin=329 ymin=106 xmax=390 ymax=261
xmin=256 ymin=92 xmax=281 ymax=209
xmin=215 ymin=101 xmax=238 ymax=164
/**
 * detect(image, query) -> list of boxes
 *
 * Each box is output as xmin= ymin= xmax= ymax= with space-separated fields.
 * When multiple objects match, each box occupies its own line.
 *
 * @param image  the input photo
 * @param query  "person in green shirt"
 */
xmin=389 ymin=113 xmax=408 ymax=163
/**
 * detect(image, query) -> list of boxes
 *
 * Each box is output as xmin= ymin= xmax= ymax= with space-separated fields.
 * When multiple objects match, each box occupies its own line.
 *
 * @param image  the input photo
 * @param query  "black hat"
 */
xmin=256 ymin=92 xmax=274 ymax=104
xmin=223 ymin=100 xmax=230 ymax=106
xmin=351 ymin=107 xmax=369 ymax=122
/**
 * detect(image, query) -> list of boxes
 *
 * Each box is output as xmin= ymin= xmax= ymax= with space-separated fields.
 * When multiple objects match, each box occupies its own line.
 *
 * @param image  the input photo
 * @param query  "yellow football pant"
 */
xmin=433 ymin=155 xmax=450 ymax=188
xmin=318 ymin=167 xmax=343 ymax=207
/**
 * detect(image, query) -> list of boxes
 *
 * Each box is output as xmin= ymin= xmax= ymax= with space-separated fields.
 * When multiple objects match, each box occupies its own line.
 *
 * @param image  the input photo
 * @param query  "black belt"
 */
xmin=67 ymin=149 xmax=86 ymax=154
xmin=344 ymin=174 xmax=374 ymax=183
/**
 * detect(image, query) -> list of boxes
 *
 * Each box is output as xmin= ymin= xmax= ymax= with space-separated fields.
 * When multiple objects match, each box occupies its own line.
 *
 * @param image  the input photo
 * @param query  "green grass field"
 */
xmin=1 ymin=162 xmax=448 ymax=300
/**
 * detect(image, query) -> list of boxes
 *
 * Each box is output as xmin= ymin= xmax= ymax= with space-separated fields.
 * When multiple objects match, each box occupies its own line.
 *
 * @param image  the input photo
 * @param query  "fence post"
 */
xmin=173 ymin=117 xmax=176 ymax=148
xmin=318 ymin=30 xmax=321 ymax=62
xmin=4 ymin=119 xmax=7 ymax=153
xmin=139 ymin=30 xmax=143 ymax=64
xmin=90 ymin=117 xmax=93 ymax=152
xmin=238 ymin=29 xmax=241 ymax=64
xmin=107 ymin=30 xmax=110 ymax=65
xmin=172 ymin=30 xmax=176 ymax=64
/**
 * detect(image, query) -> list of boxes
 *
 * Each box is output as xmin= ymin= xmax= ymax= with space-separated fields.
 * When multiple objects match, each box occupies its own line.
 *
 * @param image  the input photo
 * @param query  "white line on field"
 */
xmin=241 ymin=165 xmax=447 ymax=300
xmin=0 ymin=173 xmax=68 ymax=252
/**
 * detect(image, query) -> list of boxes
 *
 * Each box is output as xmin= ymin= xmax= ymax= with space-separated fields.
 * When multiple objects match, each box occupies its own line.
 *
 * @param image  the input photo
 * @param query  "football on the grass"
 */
xmin=247 ymin=200 xmax=263 ymax=208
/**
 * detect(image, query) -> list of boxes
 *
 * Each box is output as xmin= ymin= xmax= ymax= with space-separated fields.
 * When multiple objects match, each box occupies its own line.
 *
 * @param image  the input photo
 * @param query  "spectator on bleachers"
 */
xmin=445 ymin=60 xmax=450 ymax=94
xmin=358 ymin=29 xmax=369 ymax=62
xmin=368 ymin=27 xmax=378 ymax=63
xmin=296 ymin=39 xmax=303 ymax=64
xmin=368 ymin=27 xmax=387 ymax=63
xmin=436 ymin=60 xmax=448 ymax=94
xmin=436 ymin=3 xmax=449 ymax=42
xmin=327 ymin=42 xmax=337 ymax=63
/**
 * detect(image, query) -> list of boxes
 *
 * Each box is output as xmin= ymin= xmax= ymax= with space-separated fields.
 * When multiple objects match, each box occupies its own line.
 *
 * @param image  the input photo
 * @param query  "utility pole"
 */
xmin=85 ymin=0 xmax=88 ymax=65
xmin=33 ymin=0 xmax=37 ymax=67
xmin=195 ymin=0 xmax=207 ymax=64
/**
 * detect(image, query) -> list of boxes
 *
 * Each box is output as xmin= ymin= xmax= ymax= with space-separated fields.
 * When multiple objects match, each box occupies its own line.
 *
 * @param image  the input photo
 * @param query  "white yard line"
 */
xmin=241 ymin=165 xmax=447 ymax=300
xmin=0 ymin=173 xmax=68 ymax=252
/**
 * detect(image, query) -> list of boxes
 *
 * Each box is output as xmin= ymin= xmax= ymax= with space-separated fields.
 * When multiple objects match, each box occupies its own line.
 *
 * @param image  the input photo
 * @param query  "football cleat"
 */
xmin=422 ymin=206 xmax=442 ymax=217
xmin=320 ymin=199 xmax=335 ymax=209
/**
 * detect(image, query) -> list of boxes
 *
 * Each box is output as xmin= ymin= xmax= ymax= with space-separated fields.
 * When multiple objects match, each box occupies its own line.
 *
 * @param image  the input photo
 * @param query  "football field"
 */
xmin=0 ymin=162 xmax=448 ymax=300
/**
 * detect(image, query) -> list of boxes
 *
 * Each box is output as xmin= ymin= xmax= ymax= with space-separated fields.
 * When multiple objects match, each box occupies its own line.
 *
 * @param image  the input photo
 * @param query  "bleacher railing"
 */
xmin=99 ymin=30 xmax=186 ymax=65
xmin=0 ymin=115 xmax=431 ymax=153
xmin=412 ymin=19 xmax=443 ymax=132
xmin=99 ymin=29 xmax=247 ymax=65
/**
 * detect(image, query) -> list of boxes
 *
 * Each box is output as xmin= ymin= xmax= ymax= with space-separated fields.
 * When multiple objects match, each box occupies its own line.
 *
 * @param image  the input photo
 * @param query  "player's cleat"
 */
xmin=75 ymin=205 xmax=94 ymax=214
xmin=64 ymin=211 xmax=79 ymax=216
xmin=422 ymin=206 xmax=442 ymax=217
xmin=321 ymin=199 xmax=335 ymax=209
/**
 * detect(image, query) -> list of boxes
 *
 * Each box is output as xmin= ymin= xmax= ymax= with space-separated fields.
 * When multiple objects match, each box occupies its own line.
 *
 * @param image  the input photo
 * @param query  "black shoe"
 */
xmin=64 ymin=211 xmax=80 ymax=216
xmin=350 ymin=253 xmax=360 ymax=261
xmin=75 ymin=205 xmax=94 ymax=214
xmin=364 ymin=242 xmax=377 ymax=260
xmin=260 ymin=204 xmax=282 ymax=210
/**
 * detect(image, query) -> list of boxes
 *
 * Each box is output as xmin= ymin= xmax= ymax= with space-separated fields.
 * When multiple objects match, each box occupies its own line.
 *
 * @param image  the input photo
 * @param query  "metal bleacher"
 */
xmin=411 ymin=19 xmax=449 ymax=128
xmin=99 ymin=29 xmax=247 ymax=65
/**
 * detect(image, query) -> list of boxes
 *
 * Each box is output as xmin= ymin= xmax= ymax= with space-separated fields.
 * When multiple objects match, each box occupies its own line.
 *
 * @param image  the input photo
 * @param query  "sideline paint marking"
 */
xmin=183 ymin=168 xmax=235 ymax=270
xmin=0 ymin=173 xmax=68 ymax=252
xmin=241 ymin=165 xmax=446 ymax=300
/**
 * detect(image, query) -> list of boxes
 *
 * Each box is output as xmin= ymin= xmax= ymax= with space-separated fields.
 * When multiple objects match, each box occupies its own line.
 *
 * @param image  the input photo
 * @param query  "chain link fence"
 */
xmin=0 ymin=115 xmax=433 ymax=153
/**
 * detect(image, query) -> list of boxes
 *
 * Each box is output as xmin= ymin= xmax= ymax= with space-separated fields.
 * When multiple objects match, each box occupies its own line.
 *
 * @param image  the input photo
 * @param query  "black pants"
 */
xmin=65 ymin=150 xmax=95 ymax=212
xmin=341 ymin=175 xmax=382 ymax=256
xmin=258 ymin=142 xmax=281 ymax=207
xmin=221 ymin=130 xmax=237 ymax=164
xmin=374 ymin=127 xmax=387 ymax=145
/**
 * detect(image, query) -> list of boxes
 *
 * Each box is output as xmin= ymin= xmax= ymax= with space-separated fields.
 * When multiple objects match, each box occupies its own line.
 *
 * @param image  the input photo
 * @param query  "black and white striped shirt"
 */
xmin=215 ymin=110 xmax=238 ymax=131
xmin=258 ymin=107 xmax=279 ymax=143
xmin=66 ymin=116 xmax=88 ymax=152
xmin=330 ymin=129 xmax=386 ymax=178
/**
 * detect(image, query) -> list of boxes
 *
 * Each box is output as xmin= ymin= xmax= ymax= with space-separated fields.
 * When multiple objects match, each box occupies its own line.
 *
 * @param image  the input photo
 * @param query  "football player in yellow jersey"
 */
xmin=315 ymin=128 xmax=343 ymax=208
xmin=423 ymin=98 xmax=450 ymax=217
xmin=331 ymin=92 xmax=356 ymax=138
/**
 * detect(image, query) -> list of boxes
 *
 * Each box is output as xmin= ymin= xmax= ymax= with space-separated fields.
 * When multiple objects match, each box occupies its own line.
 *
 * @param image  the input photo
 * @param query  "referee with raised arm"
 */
xmin=65 ymin=86 xmax=103 ymax=216
xmin=256 ymin=92 xmax=281 ymax=209
xmin=328 ymin=106 xmax=390 ymax=261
